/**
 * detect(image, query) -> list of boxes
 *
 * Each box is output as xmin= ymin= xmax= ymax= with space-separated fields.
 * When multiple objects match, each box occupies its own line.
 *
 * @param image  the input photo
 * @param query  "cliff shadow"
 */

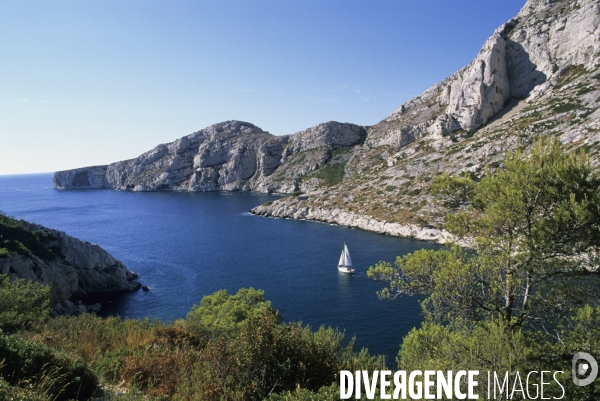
xmin=506 ymin=39 xmax=547 ymax=99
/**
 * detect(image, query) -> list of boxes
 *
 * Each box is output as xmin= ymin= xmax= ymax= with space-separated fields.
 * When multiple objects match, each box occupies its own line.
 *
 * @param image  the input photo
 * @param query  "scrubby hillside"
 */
xmin=0 ymin=214 xmax=140 ymax=304
xmin=0 ymin=286 xmax=382 ymax=400
xmin=55 ymin=0 xmax=600 ymax=241
xmin=253 ymin=0 xmax=600 ymax=239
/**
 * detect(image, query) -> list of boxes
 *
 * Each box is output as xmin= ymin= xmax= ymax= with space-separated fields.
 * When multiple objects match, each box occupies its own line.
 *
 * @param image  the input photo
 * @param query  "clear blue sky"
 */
xmin=0 ymin=0 xmax=525 ymax=175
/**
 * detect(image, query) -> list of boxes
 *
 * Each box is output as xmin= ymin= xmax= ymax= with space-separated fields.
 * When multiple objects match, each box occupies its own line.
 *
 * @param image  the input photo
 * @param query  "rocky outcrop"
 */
xmin=243 ymin=0 xmax=600 ymax=237
xmin=55 ymin=0 xmax=600 ymax=196
xmin=54 ymin=0 xmax=600 ymax=241
xmin=251 ymin=198 xmax=447 ymax=243
xmin=368 ymin=0 xmax=600 ymax=148
xmin=52 ymin=299 xmax=102 ymax=317
xmin=373 ymin=28 xmax=510 ymax=146
xmin=54 ymin=120 xmax=367 ymax=194
xmin=0 ymin=220 xmax=140 ymax=304
xmin=54 ymin=166 xmax=110 ymax=190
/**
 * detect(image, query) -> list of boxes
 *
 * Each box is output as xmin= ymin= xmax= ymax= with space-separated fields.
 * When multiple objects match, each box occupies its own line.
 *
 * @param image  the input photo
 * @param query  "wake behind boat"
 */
xmin=337 ymin=243 xmax=356 ymax=274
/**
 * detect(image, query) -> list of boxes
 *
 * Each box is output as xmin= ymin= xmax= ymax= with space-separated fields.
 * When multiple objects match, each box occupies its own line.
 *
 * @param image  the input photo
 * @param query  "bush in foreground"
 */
xmin=370 ymin=137 xmax=600 ymax=400
xmin=16 ymin=289 xmax=382 ymax=400
xmin=0 ymin=330 xmax=98 ymax=400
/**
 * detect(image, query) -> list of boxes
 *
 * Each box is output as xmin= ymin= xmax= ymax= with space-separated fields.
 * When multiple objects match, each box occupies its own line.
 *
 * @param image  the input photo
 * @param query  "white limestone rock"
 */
xmin=250 ymin=201 xmax=449 ymax=243
xmin=371 ymin=0 xmax=600 ymax=149
xmin=52 ymin=0 xmax=600 ymax=243
xmin=54 ymin=120 xmax=367 ymax=194
xmin=0 ymin=220 xmax=140 ymax=304
xmin=54 ymin=166 xmax=109 ymax=190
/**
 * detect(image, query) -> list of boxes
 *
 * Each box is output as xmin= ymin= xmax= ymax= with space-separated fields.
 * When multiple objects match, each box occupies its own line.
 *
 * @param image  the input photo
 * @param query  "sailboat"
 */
xmin=337 ymin=243 xmax=356 ymax=274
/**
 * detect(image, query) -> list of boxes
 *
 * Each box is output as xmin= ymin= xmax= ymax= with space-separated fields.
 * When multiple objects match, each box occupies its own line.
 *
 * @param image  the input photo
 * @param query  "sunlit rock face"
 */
xmin=369 ymin=0 xmax=600 ymax=147
xmin=54 ymin=0 xmax=600 ymax=239
xmin=55 ymin=120 xmax=367 ymax=194
xmin=0 ymin=220 xmax=140 ymax=304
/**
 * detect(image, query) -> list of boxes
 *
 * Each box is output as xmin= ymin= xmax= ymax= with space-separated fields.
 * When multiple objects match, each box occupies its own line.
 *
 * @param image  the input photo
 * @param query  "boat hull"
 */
xmin=338 ymin=266 xmax=356 ymax=274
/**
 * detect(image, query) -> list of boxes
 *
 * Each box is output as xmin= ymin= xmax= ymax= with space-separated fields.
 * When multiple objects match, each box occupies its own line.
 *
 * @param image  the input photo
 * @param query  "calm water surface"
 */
xmin=0 ymin=173 xmax=441 ymax=359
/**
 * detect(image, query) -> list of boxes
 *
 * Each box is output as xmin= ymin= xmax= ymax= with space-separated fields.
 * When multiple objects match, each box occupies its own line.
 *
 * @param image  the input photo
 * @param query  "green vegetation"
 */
xmin=576 ymin=85 xmax=595 ymax=96
xmin=503 ymin=17 xmax=519 ymax=36
xmin=431 ymin=171 xmax=475 ymax=208
xmin=0 ymin=285 xmax=382 ymax=400
xmin=0 ymin=214 xmax=60 ymax=260
xmin=330 ymin=145 xmax=354 ymax=156
xmin=0 ymin=275 xmax=50 ymax=333
xmin=369 ymin=137 xmax=600 ymax=399
xmin=186 ymin=288 xmax=277 ymax=336
xmin=307 ymin=162 xmax=346 ymax=186
xmin=6 ymin=136 xmax=600 ymax=399
xmin=445 ymin=145 xmax=462 ymax=157
xmin=557 ymin=64 xmax=587 ymax=87
xmin=553 ymin=101 xmax=581 ymax=113
xmin=0 ymin=331 xmax=98 ymax=400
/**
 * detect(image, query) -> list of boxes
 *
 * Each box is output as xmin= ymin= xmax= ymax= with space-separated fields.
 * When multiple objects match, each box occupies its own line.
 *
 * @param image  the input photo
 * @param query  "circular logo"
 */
xmin=572 ymin=352 xmax=598 ymax=387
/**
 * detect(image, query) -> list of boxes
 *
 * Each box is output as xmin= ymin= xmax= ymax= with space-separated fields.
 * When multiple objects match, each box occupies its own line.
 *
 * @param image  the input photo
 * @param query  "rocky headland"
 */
xmin=54 ymin=121 xmax=367 ymax=194
xmin=0 ymin=218 xmax=140 ymax=315
xmin=54 ymin=0 xmax=600 ymax=241
xmin=251 ymin=198 xmax=446 ymax=242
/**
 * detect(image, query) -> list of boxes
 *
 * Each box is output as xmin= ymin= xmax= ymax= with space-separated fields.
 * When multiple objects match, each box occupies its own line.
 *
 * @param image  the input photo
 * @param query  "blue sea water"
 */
xmin=0 ymin=173 xmax=441 ymax=360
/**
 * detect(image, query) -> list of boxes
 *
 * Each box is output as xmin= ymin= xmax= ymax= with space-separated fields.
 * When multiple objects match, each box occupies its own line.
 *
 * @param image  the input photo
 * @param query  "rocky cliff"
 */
xmin=0 ymin=219 xmax=140 ymax=304
xmin=55 ymin=121 xmax=367 ymax=194
xmin=55 ymin=0 xmax=600 ymax=240
xmin=368 ymin=0 xmax=600 ymax=147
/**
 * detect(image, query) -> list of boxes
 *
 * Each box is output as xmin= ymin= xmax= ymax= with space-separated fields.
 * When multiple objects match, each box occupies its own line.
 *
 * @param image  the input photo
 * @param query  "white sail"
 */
xmin=338 ymin=248 xmax=346 ymax=266
xmin=337 ymin=243 xmax=356 ymax=274
xmin=343 ymin=244 xmax=353 ymax=267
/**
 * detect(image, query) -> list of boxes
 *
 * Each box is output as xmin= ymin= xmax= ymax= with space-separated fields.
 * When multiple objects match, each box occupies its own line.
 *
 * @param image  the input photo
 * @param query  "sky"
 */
xmin=0 ymin=0 xmax=526 ymax=175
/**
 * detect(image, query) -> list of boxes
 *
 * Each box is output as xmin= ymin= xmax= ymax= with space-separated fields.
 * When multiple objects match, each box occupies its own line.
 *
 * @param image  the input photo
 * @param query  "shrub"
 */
xmin=309 ymin=162 xmax=346 ymax=186
xmin=266 ymin=385 xmax=342 ymax=401
xmin=0 ymin=215 xmax=60 ymax=260
xmin=0 ymin=376 xmax=48 ymax=401
xmin=186 ymin=288 xmax=278 ymax=337
xmin=0 ymin=331 xmax=99 ymax=400
xmin=553 ymin=102 xmax=580 ymax=113
xmin=0 ymin=275 xmax=50 ymax=333
xmin=19 ymin=290 xmax=384 ymax=400
xmin=234 ymin=312 xmax=347 ymax=400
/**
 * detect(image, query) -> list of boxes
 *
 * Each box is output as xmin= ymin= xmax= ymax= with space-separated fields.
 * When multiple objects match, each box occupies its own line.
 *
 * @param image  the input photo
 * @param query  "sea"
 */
xmin=0 ymin=173 xmax=441 ymax=360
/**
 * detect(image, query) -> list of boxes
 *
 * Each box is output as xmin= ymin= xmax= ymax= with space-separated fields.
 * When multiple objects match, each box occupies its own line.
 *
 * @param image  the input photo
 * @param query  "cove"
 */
xmin=0 ymin=173 xmax=441 ymax=358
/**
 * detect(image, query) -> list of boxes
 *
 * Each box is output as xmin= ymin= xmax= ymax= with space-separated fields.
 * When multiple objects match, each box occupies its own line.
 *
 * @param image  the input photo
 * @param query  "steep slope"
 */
xmin=252 ymin=0 xmax=600 ymax=240
xmin=55 ymin=0 xmax=600 ymax=241
xmin=0 ymin=216 xmax=140 ymax=304
xmin=55 ymin=120 xmax=367 ymax=194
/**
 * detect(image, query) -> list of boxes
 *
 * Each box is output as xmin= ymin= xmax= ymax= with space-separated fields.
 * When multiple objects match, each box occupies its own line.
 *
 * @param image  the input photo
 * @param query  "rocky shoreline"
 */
xmin=250 ymin=197 xmax=451 ymax=244
xmin=0 ymin=219 xmax=141 ymax=315
xmin=51 ymin=0 xmax=600 ymax=251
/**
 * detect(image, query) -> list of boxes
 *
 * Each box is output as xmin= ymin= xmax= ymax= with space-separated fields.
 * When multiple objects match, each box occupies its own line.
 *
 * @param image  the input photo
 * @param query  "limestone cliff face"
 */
xmin=0 ymin=220 xmax=140 ymax=303
xmin=253 ymin=0 xmax=600 ymax=236
xmin=372 ymin=28 xmax=510 ymax=147
xmin=55 ymin=120 xmax=367 ymax=194
xmin=53 ymin=166 xmax=109 ymax=190
xmin=54 ymin=0 xmax=600 ymax=240
xmin=251 ymin=198 xmax=446 ymax=243
xmin=368 ymin=0 xmax=600 ymax=148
